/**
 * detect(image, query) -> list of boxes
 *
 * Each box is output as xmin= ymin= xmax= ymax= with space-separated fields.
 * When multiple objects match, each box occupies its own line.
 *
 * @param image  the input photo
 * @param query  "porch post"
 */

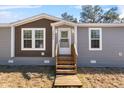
xmin=74 ymin=25 xmax=77 ymax=48
xmin=52 ymin=25 xmax=55 ymax=57
xmin=11 ymin=26 xmax=15 ymax=58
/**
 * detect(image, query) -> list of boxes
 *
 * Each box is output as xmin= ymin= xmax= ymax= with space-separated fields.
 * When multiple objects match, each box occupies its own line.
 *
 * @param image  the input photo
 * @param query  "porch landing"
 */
xmin=54 ymin=75 xmax=82 ymax=87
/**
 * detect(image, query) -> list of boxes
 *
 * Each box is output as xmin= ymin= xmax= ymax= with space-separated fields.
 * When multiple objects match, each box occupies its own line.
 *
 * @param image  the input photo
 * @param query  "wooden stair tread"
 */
xmin=57 ymin=61 xmax=74 ymax=65
xmin=58 ymin=56 xmax=73 ymax=61
xmin=57 ymin=69 xmax=75 ymax=71
xmin=56 ymin=65 xmax=75 ymax=68
xmin=56 ymin=69 xmax=76 ymax=74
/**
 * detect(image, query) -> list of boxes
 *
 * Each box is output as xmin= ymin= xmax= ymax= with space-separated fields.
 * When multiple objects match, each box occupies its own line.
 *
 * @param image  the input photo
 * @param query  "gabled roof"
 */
xmin=11 ymin=13 xmax=62 ymax=26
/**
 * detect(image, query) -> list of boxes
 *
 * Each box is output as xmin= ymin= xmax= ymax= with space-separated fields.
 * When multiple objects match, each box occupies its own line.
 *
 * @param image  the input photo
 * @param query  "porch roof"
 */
xmin=51 ymin=20 xmax=76 ymax=27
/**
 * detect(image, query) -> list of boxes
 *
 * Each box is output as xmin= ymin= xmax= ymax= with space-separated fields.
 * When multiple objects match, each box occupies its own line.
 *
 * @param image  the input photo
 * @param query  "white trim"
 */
xmin=12 ymin=13 xmax=61 ymax=26
xmin=58 ymin=28 xmax=72 ymax=32
xmin=89 ymin=28 xmax=102 ymax=51
xmin=74 ymin=26 xmax=77 ymax=51
xmin=52 ymin=26 xmax=55 ymax=57
xmin=51 ymin=20 xmax=76 ymax=27
xmin=11 ymin=26 xmax=15 ymax=57
xmin=21 ymin=28 xmax=46 ymax=51
xmin=77 ymin=23 xmax=124 ymax=27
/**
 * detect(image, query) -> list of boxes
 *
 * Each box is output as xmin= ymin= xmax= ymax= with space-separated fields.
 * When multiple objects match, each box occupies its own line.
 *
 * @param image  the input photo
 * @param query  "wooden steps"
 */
xmin=56 ymin=55 xmax=76 ymax=75
xmin=53 ymin=44 xmax=81 ymax=87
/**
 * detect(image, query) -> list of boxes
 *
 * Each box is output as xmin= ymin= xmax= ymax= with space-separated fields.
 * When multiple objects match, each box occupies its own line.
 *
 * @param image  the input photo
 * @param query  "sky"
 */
xmin=0 ymin=5 xmax=124 ymax=23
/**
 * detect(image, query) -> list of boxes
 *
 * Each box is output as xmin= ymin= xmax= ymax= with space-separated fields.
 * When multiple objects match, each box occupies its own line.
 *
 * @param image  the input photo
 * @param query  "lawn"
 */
xmin=0 ymin=66 xmax=123 ymax=88
xmin=78 ymin=67 xmax=124 ymax=88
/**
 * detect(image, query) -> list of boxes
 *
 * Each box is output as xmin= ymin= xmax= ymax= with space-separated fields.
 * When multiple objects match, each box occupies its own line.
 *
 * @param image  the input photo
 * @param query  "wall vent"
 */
xmin=118 ymin=52 xmax=123 ymax=56
xmin=44 ymin=60 xmax=50 ymax=63
xmin=90 ymin=60 xmax=96 ymax=63
xmin=8 ymin=59 xmax=14 ymax=63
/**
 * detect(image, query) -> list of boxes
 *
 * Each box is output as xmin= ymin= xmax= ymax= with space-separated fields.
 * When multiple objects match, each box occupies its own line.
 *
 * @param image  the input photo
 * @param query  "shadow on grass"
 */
xmin=78 ymin=67 xmax=124 ymax=75
xmin=0 ymin=66 xmax=55 ymax=80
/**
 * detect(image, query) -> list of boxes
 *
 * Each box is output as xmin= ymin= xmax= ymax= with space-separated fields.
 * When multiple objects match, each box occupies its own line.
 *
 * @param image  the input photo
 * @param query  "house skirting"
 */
xmin=0 ymin=57 xmax=55 ymax=65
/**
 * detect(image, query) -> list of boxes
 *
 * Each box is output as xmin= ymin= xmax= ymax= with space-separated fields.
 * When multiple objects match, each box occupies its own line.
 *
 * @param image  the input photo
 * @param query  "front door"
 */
xmin=58 ymin=28 xmax=71 ymax=55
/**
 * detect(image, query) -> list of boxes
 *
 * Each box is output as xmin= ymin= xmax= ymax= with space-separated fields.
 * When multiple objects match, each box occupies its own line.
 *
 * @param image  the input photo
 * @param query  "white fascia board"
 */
xmin=77 ymin=23 xmax=124 ymax=27
xmin=11 ymin=13 xmax=61 ymax=26
xmin=51 ymin=21 xmax=76 ymax=27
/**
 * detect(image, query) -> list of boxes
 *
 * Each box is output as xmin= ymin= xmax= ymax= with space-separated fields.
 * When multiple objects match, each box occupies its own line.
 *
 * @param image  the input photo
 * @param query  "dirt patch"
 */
xmin=77 ymin=67 xmax=124 ymax=88
xmin=0 ymin=66 xmax=124 ymax=88
xmin=0 ymin=66 xmax=55 ymax=88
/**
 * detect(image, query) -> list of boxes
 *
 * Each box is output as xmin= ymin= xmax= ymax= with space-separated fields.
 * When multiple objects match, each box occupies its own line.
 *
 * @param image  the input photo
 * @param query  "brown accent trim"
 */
xmin=15 ymin=18 xmax=56 ymax=57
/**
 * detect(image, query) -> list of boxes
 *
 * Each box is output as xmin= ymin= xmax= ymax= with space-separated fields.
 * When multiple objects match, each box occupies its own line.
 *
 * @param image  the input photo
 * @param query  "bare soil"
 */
xmin=0 ymin=66 xmax=123 ymax=88
xmin=0 ymin=66 xmax=55 ymax=88
xmin=78 ymin=67 xmax=124 ymax=88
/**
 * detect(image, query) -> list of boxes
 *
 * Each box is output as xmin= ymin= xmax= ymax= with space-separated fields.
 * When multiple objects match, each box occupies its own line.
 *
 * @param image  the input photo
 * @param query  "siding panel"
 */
xmin=0 ymin=27 xmax=11 ymax=58
xmin=77 ymin=27 xmax=124 ymax=67
xmin=15 ymin=18 xmax=56 ymax=57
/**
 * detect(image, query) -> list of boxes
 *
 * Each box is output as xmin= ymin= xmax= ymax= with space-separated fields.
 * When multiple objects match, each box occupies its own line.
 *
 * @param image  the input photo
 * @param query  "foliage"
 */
xmin=79 ymin=5 xmax=119 ymax=23
xmin=61 ymin=12 xmax=77 ymax=23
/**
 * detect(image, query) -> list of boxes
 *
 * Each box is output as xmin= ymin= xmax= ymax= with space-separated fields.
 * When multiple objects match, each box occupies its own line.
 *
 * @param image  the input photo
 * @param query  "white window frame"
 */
xmin=89 ymin=28 xmax=102 ymax=51
xmin=21 ymin=28 xmax=46 ymax=51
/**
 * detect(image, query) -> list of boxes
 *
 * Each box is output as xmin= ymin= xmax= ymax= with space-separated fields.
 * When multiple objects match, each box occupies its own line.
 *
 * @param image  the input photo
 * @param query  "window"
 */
xmin=60 ymin=31 xmax=69 ymax=48
xmin=21 ymin=28 xmax=46 ymax=50
xmin=23 ymin=30 xmax=32 ymax=48
xmin=89 ymin=28 xmax=102 ymax=51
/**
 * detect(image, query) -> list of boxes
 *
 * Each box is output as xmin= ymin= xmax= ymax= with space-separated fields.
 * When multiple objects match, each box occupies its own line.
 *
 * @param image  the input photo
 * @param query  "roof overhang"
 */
xmin=0 ymin=23 xmax=11 ymax=27
xmin=77 ymin=23 xmax=124 ymax=27
xmin=51 ymin=20 xmax=76 ymax=27
xmin=11 ymin=13 xmax=62 ymax=26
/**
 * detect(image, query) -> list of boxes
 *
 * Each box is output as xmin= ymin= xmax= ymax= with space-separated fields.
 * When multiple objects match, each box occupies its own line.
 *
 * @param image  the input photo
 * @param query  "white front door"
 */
xmin=58 ymin=28 xmax=71 ymax=55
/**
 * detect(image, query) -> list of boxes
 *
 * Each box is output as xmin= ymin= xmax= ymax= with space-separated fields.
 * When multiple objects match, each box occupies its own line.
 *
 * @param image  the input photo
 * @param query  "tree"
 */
xmin=103 ymin=7 xmax=119 ymax=23
xmin=79 ymin=5 xmax=119 ymax=23
xmin=120 ymin=18 xmax=124 ymax=23
xmin=80 ymin=5 xmax=103 ymax=23
xmin=61 ymin=12 xmax=77 ymax=23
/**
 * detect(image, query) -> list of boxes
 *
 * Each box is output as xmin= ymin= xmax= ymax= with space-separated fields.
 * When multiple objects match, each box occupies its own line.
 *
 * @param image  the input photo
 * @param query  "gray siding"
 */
xmin=77 ymin=27 xmax=124 ymax=67
xmin=1 ymin=57 xmax=55 ymax=65
xmin=0 ymin=27 xmax=11 ymax=62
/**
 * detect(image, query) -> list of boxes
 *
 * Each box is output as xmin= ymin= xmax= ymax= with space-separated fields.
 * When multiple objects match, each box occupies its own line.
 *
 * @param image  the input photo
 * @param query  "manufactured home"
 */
xmin=0 ymin=13 xmax=124 ymax=70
